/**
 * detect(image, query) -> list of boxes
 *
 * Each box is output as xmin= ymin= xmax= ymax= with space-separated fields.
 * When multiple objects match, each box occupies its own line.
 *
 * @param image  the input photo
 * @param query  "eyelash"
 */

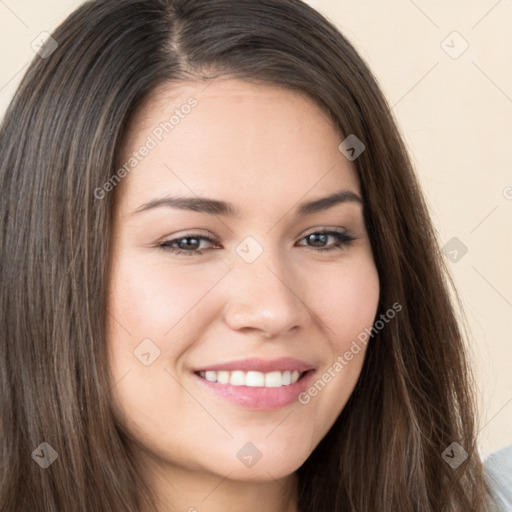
xmin=157 ymin=229 xmax=356 ymax=256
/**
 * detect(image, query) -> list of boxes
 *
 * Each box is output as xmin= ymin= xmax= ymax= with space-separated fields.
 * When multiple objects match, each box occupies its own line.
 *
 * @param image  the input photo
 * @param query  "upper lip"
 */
xmin=194 ymin=357 xmax=315 ymax=373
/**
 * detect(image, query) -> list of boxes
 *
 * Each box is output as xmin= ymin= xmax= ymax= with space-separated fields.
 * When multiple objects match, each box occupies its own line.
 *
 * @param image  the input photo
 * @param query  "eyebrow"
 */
xmin=133 ymin=189 xmax=363 ymax=218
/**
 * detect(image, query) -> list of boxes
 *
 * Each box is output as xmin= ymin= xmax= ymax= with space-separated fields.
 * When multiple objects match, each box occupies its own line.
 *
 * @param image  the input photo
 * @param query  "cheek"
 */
xmin=105 ymin=252 xmax=200 ymax=394
xmin=105 ymin=254 xmax=224 ymax=446
xmin=105 ymin=251 xmax=230 ymax=417
xmin=310 ymin=256 xmax=380 ymax=346
xmin=297 ymin=257 xmax=379 ymax=433
xmin=108 ymin=250 xmax=227 ymax=338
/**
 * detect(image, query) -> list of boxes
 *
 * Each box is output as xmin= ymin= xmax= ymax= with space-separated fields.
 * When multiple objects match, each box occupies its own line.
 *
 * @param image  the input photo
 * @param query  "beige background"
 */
xmin=1 ymin=0 xmax=510 ymax=457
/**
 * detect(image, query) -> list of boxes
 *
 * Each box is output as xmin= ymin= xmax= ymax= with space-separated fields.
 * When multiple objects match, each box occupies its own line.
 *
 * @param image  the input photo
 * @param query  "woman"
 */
xmin=0 ymin=0 xmax=509 ymax=510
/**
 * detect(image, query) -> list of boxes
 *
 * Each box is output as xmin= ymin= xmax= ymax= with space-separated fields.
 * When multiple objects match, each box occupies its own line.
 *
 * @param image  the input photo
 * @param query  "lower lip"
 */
xmin=193 ymin=370 xmax=315 ymax=410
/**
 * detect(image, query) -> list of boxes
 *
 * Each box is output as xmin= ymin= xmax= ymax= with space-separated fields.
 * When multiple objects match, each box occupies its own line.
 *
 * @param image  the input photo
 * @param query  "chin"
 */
xmin=219 ymin=442 xmax=312 ymax=482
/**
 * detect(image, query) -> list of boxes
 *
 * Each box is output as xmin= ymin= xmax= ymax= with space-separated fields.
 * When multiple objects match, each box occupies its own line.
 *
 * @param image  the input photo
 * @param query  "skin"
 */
xmin=106 ymin=78 xmax=380 ymax=512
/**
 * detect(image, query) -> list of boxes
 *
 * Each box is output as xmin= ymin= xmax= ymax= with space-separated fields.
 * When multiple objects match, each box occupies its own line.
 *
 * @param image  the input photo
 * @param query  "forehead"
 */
xmin=116 ymin=78 xmax=360 ymax=215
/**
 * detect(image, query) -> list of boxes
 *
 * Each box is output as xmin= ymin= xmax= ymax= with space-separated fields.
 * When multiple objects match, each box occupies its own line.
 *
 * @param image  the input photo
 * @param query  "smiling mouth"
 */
xmin=195 ymin=369 xmax=310 ymax=388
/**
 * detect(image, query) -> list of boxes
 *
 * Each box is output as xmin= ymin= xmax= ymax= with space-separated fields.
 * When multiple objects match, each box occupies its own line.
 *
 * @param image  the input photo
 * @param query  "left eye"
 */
xmin=157 ymin=229 xmax=356 ymax=256
xmin=297 ymin=230 xmax=356 ymax=252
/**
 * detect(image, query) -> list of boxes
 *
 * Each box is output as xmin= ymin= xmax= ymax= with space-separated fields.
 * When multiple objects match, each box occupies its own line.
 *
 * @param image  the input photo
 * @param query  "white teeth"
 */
xmin=229 ymin=371 xmax=245 ymax=386
xmin=197 ymin=369 xmax=305 ymax=387
xmin=245 ymin=371 xmax=265 ymax=387
xmin=217 ymin=371 xmax=230 ymax=384
xmin=264 ymin=371 xmax=283 ymax=388
xmin=205 ymin=371 xmax=217 ymax=382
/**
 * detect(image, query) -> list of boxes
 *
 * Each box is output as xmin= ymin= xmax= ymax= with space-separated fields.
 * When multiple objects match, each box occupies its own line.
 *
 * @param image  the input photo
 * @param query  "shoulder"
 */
xmin=484 ymin=445 xmax=512 ymax=511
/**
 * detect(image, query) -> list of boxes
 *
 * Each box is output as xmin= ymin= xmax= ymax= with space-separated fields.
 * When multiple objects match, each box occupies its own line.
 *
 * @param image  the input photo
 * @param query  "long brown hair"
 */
xmin=0 ymin=0 xmax=497 ymax=510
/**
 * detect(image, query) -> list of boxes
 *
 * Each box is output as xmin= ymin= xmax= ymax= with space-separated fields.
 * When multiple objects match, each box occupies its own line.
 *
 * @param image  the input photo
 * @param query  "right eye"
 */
xmin=158 ymin=234 xmax=220 ymax=256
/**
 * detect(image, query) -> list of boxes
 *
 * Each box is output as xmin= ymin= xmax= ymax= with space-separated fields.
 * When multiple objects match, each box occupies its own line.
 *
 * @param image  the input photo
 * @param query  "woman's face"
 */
xmin=107 ymin=78 xmax=379 ymax=485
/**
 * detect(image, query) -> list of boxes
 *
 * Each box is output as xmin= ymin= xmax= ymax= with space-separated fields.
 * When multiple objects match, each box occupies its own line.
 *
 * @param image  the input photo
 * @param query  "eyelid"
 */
xmin=157 ymin=228 xmax=215 ymax=244
xmin=300 ymin=226 xmax=349 ymax=236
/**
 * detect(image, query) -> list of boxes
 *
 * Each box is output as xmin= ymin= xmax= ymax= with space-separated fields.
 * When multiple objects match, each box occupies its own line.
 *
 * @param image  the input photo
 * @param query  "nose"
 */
xmin=221 ymin=245 xmax=311 ymax=338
